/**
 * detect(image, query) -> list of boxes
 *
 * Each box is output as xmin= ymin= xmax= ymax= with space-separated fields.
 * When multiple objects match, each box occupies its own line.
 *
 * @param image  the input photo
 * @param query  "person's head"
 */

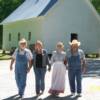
xmin=35 ymin=40 xmax=43 ymax=52
xmin=19 ymin=38 xmax=27 ymax=50
xmin=56 ymin=42 xmax=64 ymax=52
xmin=69 ymin=39 xmax=81 ymax=52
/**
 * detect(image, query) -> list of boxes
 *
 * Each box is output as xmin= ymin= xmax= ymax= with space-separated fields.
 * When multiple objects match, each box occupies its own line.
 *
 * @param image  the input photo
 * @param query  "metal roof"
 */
xmin=1 ymin=0 xmax=58 ymax=24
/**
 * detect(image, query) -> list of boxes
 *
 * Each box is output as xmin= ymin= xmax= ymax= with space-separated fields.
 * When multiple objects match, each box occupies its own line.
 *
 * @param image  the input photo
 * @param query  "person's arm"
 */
xmin=64 ymin=59 xmax=67 ymax=65
xmin=10 ymin=58 xmax=15 ymax=71
xmin=43 ymin=49 xmax=51 ymax=71
xmin=27 ymin=59 xmax=32 ymax=73
xmin=81 ymin=50 xmax=86 ymax=74
xmin=50 ymin=51 xmax=55 ymax=65
xmin=27 ymin=50 xmax=34 ymax=72
xmin=28 ymin=54 xmax=33 ymax=69
xmin=64 ymin=52 xmax=67 ymax=65
xmin=10 ymin=49 xmax=17 ymax=71
xmin=27 ymin=50 xmax=33 ymax=73
xmin=65 ymin=50 xmax=69 ymax=70
xmin=46 ymin=54 xmax=51 ymax=71
xmin=82 ymin=59 xmax=86 ymax=74
xmin=64 ymin=55 xmax=68 ymax=70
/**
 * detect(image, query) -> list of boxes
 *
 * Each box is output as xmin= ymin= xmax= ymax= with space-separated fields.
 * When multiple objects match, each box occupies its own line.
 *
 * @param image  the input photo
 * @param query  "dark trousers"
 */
xmin=68 ymin=69 xmax=82 ymax=93
xmin=34 ymin=67 xmax=46 ymax=94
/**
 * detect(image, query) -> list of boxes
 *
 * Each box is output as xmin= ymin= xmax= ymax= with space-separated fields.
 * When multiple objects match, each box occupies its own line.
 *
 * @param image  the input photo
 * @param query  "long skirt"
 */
xmin=49 ymin=62 xmax=66 ymax=94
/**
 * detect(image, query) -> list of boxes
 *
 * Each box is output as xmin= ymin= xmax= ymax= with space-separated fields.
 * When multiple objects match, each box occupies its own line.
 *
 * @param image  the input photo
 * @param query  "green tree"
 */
xmin=0 ymin=0 xmax=25 ymax=22
xmin=0 ymin=0 xmax=25 ymax=48
xmin=91 ymin=0 xmax=100 ymax=14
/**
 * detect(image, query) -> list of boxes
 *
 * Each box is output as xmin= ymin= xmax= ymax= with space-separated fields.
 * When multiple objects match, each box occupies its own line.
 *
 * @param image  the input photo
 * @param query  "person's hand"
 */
xmin=27 ymin=67 xmax=31 ymax=73
xmin=48 ymin=67 xmax=51 ymax=72
xmin=10 ymin=65 xmax=13 ymax=71
xmin=66 ymin=66 xmax=68 ymax=70
xmin=82 ymin=68 xmax=86 ymax=74
xmin=64 ymin=60 xmax=67 ymax=65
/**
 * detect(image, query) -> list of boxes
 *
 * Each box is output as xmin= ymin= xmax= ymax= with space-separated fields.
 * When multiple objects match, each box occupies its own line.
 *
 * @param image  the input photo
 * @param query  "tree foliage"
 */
xmin=91 ymin=0 xmax=100 ymax=14
xmin=0 ymin=0 xmax=25 ymax=22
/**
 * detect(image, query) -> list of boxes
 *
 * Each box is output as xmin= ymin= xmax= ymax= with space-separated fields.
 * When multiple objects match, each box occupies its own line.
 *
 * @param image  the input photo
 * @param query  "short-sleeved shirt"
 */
xmin=51 ymin=51 xmax=66 ymax=64
xmin=12 ymin=48 xmax=33 ymax=61
xmin=67 ymin=49 xmax=85 ymax=60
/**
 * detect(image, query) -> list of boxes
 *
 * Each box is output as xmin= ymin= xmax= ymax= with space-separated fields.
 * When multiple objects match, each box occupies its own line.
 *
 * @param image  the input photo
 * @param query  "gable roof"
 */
xmin=1 ymin=0 xmax=58 ymax=24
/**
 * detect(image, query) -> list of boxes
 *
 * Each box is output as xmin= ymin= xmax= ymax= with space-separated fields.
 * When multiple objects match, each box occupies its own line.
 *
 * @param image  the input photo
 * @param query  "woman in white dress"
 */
xmin=49 ymin=42 xmax=67 ymax=95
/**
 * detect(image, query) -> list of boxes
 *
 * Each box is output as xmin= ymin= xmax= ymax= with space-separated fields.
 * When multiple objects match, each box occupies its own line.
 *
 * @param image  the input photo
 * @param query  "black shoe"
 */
xmin=36 ymin=93 xmax=40 ymax=96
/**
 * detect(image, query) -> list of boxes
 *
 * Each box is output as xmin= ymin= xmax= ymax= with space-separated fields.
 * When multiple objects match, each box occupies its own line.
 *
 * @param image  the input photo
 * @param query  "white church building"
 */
xmin=1 ymin=0 xmax=100 ymax=54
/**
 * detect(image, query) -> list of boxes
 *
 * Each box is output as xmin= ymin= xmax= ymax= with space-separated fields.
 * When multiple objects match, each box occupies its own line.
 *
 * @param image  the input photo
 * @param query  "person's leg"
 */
xmin=15 ymin=71 xmax=20 ymax=94
xmin=19 ymin=72 xmax=27 ymax=97
xmin=76 ymin=69 xmax=82 ymax=94
xmin=34 ymin=68 xmax=41 ymax=94
xmin=40 ymin=68 xmax=46 ymax=93
xmin=68 ymin=69 xmax=76 ymax=94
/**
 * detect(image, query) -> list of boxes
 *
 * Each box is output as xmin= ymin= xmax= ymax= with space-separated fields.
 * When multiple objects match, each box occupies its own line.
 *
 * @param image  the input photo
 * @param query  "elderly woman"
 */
xmin=49 ymin=42 xmax=67 ymax=95
xmin=32 ymin=40 xmax=51 ymax=96
xmin=10 ymin=38 xmax=32 ymax=98
xmin=67 ymin=39 xmax=86 ymax=97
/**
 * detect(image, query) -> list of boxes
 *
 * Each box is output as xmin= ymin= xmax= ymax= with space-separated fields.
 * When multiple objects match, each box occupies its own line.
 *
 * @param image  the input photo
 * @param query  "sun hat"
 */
xmin=69 ymin=39 xmax=81 ymax=46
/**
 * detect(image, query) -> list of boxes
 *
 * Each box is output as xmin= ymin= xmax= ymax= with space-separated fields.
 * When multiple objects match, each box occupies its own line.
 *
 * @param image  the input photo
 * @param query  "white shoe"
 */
xmin=71 ymin=93 xmax=75 ymax=98
xmin=77 ymin=93 xmax=82 ymax=97
xmin=71 ymin=92 xmax=75 ymax=96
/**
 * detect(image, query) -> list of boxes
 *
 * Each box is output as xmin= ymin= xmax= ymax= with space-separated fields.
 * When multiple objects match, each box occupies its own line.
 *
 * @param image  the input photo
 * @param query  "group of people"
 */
xmin=10 ymin=38 xmax=86 ymax=99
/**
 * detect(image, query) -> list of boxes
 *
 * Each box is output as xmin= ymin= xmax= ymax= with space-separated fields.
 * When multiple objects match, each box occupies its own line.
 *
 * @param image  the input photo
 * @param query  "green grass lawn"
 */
xmin=0 ymin=54 xmax=11 ymax=60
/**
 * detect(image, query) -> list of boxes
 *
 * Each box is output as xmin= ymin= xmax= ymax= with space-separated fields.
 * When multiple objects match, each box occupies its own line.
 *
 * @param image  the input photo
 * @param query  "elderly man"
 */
xmin=10 ymin=38 xmax=32 ymax=98
xmin=66 ymin=39 xmax=86 ymax=97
